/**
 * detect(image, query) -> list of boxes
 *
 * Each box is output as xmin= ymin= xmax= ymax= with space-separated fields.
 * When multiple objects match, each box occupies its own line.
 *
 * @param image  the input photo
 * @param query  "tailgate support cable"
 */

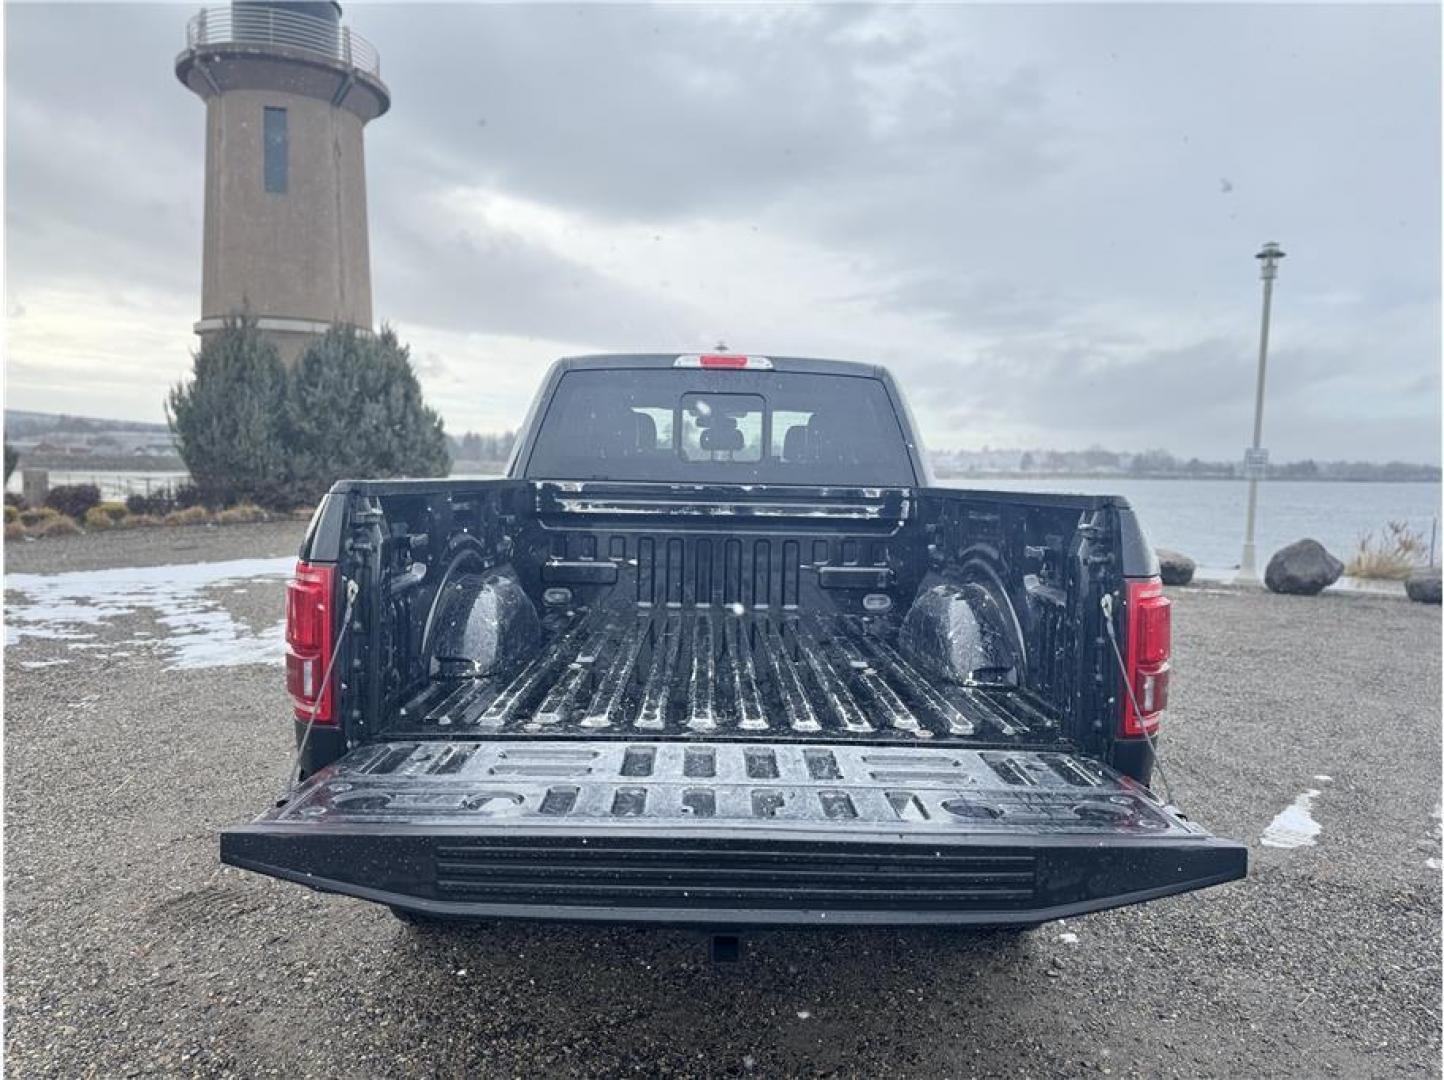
xmin=279 ymin=577 xmax=360 ymax=803
xmin=1100 ymin=592 xmax=1178 ymax=809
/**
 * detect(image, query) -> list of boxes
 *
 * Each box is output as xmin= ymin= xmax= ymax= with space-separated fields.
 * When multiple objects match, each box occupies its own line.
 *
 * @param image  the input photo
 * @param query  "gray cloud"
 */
xmin=3 ymin=2 xmax=1439 ymax=462
xmin=368 ymin=180 xmax=703 ymax=344
xmin=5 ymin=5 xmax=201 ymax=293
xmin=359 ymin=5 xmax=1061 ymax=220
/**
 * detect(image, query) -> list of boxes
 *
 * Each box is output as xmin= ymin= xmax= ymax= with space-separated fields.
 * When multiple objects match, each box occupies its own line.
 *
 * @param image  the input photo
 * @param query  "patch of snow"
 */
xmin=1261 ymin=789 xmax=1324 ymax=849
xmin=5 ymin=556 xmax=292 ymax=670
xmin=1058 ymin=932 xmax=1079 ymax=944
xmin=1425 ymin=858 xmax=1441 ymax=871
xmin=1312 ymin=775 xmax=1333 ymax=783
xmin=18 ymin=658 xmax=68 ymax=669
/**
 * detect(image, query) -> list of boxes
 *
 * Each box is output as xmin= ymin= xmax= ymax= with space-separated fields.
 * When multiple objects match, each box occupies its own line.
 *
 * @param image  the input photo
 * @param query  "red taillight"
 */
xmin=285 ymin=561 xmax=336 ymax=723
xmin=1121 ymin=578 xmax=1171 ymax=737
xmin=673 ymin=353 xmax=775 ymax=370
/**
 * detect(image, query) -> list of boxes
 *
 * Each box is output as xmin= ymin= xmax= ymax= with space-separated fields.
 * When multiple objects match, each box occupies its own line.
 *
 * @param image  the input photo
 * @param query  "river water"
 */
xmin=10 ymin=468 xmax=1439 ymax=576
xmin=960 ymin=476 xmax=1441 ymax=573
xmin=5 ymin=469 xmax=188 ymax=503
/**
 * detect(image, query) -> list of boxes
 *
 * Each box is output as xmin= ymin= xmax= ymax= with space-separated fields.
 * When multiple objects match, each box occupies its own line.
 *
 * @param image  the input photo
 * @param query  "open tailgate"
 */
xmin=222 ymin=741 xmax=1246 ymax=927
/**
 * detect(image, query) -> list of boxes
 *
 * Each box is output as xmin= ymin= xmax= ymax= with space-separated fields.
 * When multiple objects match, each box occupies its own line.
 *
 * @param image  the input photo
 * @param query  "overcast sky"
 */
xmin=5 ymin=2 xmax=1440 ymax=461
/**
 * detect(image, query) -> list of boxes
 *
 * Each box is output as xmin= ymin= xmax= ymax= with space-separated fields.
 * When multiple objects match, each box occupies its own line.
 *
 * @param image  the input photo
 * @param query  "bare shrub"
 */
xmin=44 ymin=484 xmax=102 ymax=520
xmin=18 ymin=507 xmax=60 ymax=528
xmin=117 ymin=513 xmax=162 ymax=529
xmin=35 ymin=516 xmax=82 ymax=538
xmin=1344 ymin=520 xmax=1429 ymax=580
xmin=163 ymin=506 xmax=214 ymax=527
xmin=82 ymin=506 xmax=116 ymax=530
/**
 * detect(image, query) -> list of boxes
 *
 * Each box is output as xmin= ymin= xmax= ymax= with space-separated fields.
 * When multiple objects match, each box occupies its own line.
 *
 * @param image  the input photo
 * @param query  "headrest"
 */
xmin=782 ymin=424 xmax=810 ymax=462
xmin=592 ymin=407 xmax=658 ymax=458
xmin=633 ymin=411 xmax=657 ymax=452
xmin=700 ymin=425 xmax=744 ymax=452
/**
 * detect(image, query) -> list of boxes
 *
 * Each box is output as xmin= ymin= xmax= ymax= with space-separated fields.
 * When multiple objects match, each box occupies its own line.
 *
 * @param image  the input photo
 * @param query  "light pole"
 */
xmin=1237 ymin=241 xmax=1286 ymax=583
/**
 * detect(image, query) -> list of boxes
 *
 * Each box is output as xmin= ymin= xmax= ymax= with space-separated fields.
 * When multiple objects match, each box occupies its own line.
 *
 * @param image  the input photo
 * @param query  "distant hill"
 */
xmin=5 ymin=410 xmax=180 ymax=469
xmin=5 ymin=410 xmax=169 ymax=438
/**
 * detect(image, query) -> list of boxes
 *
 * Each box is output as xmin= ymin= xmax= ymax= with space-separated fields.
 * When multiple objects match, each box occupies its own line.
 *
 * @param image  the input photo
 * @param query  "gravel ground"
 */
xmin=4 ymin=519 xmax=308 ymax=574
xmin=4 ymin=526 xmax=1440 ymax=1078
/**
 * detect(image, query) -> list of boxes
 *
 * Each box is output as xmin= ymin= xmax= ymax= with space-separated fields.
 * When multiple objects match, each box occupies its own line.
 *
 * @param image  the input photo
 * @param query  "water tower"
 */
xmin=175 ymin=2 xmax=390 ymax=361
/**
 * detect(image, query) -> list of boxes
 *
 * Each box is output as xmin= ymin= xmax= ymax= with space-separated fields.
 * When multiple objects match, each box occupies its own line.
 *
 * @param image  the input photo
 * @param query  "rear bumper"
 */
xmin=221 ymin=827 xmax=1247 ymax=928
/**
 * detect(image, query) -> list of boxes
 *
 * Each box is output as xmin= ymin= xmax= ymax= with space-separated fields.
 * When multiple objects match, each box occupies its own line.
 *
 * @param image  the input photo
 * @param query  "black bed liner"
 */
xmin=389 ymin=607 xmax=1058 ymax=743
xmin=252 ymin=740 xmax=1167 ymax=829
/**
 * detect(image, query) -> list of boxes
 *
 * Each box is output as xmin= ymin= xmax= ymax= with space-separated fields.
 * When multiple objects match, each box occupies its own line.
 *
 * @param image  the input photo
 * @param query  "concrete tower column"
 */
xmin=175 ymin=2 xmax=390 ymax=362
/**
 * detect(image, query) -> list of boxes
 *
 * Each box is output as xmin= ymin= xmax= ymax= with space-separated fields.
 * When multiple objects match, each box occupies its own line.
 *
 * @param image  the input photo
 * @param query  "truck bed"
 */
xmin=388 ymin=606 xmax=1060 ymax=745
xmin=228 ymin=357 xmax=1248 ymax=928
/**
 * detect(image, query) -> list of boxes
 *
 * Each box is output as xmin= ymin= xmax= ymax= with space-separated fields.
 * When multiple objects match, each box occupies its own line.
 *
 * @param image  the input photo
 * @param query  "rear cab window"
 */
xmin=522 ymin=368 xmax=917 ymax=485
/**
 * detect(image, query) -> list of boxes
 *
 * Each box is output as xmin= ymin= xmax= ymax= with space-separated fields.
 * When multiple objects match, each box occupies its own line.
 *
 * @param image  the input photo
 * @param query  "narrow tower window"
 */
xmin=263 ymin=107 xmax=288 ymax=194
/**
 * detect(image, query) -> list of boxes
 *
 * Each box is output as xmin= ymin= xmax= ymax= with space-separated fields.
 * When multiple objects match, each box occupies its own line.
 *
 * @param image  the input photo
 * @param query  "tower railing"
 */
xmin=184 ymin=6 xmax=381 ymax=79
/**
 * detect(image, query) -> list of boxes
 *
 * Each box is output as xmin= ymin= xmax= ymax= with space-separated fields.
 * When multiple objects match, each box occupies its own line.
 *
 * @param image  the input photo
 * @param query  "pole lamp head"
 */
xmin=1255 ymin=241 xmax=1286 ymax=281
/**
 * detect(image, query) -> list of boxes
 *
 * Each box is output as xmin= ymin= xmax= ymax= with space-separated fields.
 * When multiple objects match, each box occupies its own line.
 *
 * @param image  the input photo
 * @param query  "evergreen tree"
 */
xmin=167 ymin=315 xmax=290 ymax=507
xmin=282 ymin=325 xmax=450 ymax=504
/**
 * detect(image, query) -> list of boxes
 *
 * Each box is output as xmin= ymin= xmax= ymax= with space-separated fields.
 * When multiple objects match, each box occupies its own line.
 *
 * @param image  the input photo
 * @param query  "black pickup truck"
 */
xmin=224 ymin=353 xmax=1246 ymax=928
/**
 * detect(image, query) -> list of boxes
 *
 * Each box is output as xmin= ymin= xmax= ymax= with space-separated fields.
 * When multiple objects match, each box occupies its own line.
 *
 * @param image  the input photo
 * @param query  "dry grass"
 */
xmin=4 ymin=502 xmax=268 ymax=539
xmin=18 ymin=506 xmax=61 ymax=528
xmin=1344 ymin=520 xmax=1431 ymax=580
xmin=34 ymin=516 xmax=82 ymax=538
xmin=10 ymin=497 xmax=386 ymax=538
xmin=116 ymin=513 xmax=162 ymax=529
xmin=162 ymin=506 xmax=214 ymax=527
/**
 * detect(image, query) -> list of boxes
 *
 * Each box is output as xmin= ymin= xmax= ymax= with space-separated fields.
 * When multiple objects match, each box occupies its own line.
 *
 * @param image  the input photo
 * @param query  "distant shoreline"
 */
xmin=8 ymin=461 xmax=1440 ymax=486
xmin=930 ymin=472 xmax=1442 ymax=484
xmin=11 ymin=455 xmax=186 ymax=473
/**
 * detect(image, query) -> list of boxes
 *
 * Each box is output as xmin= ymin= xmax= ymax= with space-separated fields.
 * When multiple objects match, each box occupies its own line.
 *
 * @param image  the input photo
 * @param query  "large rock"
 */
xmin=1406 ymin=567 xmax=1442 ymax=604
xmin=1264 ymin=539 xmax=1344 ymax=596
xmin=1156 ymin=548 xmax=1196 ymax=586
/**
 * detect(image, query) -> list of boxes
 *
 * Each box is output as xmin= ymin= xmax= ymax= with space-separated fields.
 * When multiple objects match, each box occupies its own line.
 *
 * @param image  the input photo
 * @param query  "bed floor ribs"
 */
xmin=395 ymin=607 xmax=1060 ymax=744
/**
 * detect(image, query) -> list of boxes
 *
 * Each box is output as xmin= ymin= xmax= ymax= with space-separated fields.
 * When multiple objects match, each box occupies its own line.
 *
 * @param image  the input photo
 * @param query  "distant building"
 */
xmin=175 ymin=2 xmax=390 ymax=361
